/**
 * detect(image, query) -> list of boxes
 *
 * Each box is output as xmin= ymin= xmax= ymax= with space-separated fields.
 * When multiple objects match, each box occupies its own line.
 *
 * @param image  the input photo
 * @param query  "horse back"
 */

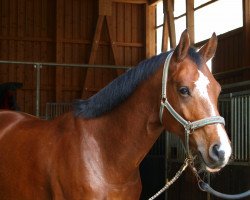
xmin=0 ymin=110 xmax=74 ymax=199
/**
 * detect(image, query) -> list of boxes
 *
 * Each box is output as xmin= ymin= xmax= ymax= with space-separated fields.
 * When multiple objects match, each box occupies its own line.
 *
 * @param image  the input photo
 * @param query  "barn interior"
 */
xmin=0 ymin=0 xmax=249 ymax=199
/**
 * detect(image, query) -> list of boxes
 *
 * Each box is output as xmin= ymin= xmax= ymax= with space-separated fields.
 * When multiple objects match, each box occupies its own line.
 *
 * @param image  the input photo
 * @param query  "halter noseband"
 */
xmin=150 ymin=52 xmax=250 ymax=200
xmin=159 ymin=52 xmax=225 ymax=156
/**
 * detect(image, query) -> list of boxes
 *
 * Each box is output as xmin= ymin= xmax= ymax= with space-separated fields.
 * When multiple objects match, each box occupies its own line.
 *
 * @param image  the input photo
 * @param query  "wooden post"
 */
xmin=166 ymin=0 xmax=176 ymax=48
xmin=162 ymin=0 xmax=169 ymax=52
xmin=82 ymin=15 xmax=105 ymax=98
xmin=186 ymin=0 xmax=194 ymax=44
xmin=88 ymin=15 xmax=105 ymax=65
xmin=99 ymin=0 xmax=112 ymax=16
xmin=146 ymin=4 xmax=156 ymax=58
xmin=106 ymin=16 xmax=124 ymax=76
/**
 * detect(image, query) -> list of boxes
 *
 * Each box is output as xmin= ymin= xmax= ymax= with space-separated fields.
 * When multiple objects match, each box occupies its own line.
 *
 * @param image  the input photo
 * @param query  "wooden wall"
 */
xmin=0 ymin=0 xmax=148 ymax=116
xmin=0 ymin=0 xmax=249 ymax=116
xmin=212 ymin=28 xmax=250 ymax=85
xmin=0 ymin=0 xmax=56 ymax=114
xmin=196 ymin=28 xmax=250 ymax=87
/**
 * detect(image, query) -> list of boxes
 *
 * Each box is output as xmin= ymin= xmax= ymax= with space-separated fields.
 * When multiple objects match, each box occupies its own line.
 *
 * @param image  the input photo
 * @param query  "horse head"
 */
xmin=162 ymin=30 xmax=232 ymax=172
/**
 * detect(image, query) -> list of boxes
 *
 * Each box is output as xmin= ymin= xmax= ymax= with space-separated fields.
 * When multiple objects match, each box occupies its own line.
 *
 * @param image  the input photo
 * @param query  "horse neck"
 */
xmin=83 ymin=66 xmax=165 ymax=177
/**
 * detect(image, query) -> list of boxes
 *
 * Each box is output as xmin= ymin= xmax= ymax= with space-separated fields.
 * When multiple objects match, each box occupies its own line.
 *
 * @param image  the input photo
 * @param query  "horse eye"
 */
xmin=179 ymin=87 xmax=190 ymax=96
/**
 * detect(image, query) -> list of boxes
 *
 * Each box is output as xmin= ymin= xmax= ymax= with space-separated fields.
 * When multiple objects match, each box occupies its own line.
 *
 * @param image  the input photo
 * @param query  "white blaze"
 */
xmin=194 ymin=71 xmax=216 ymax=116
xmin=194 ymin=70 xmax=232 ymax=168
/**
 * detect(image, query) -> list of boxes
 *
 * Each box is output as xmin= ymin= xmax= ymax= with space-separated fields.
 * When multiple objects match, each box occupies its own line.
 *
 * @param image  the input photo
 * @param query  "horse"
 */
xmin=0 ymin=82 xmax=22 ymax=110
xmin=0 ymin=30 xmax=232 ymax=200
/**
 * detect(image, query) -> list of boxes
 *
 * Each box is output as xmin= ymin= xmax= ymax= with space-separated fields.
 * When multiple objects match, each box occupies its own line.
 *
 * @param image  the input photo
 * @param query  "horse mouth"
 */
xmin=197 ymin=151 xmax=224 ymax=173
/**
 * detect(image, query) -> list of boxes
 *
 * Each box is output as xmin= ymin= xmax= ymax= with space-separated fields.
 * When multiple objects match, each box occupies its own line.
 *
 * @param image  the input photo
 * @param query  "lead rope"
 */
xmin=148 ymin=158 xmax=190 ymax=200
xmin=155 ymin=50 xmax=250 ymax=199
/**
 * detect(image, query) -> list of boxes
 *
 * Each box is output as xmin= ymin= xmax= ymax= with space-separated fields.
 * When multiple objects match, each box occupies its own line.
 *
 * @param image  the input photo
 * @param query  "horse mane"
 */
xmin=73 ymin=48 xmax=201 ymax=119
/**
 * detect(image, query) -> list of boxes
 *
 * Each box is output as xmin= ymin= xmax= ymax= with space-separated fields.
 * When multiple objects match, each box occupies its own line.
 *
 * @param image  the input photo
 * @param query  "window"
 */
xmin=194 ymin=0 xmax=211 ymax=8
xmin=194 ymin=0 xmax=243 ymax=42
xmin=155 ymin=0 xmax=243 ymax=57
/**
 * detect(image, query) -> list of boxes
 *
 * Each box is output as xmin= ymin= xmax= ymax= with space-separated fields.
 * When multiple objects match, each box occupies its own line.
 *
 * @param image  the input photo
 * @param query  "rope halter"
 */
xmin=159 ymin=51 xmax=225 ymax=156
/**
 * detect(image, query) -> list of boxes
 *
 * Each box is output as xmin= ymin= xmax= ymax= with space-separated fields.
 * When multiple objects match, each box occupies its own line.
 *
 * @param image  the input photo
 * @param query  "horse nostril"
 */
xmin=212 ymin=144 xmax=225 ymax=161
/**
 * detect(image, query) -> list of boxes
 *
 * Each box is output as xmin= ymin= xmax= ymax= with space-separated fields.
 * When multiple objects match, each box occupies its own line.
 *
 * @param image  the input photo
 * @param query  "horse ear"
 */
xmin=173 ymin=29 xmax=190 ymax=63
xmin=199 ymin=33 xmax=217 ymax=62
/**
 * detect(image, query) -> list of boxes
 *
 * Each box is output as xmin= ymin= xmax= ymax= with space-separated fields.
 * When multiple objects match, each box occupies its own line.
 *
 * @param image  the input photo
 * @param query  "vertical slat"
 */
xmin=240 ymin=97 xmax=243 ymax=161
xmin=56 ymin=0 xmax=64 ymax=102
xmin=244 ymin=96 xmax=247 ymax=161
xmin=231 ymin=97 xmax=236 ymax=160
xmin=237 ymin=97 xmax=241 ymax=160
xmin=145 ymin=4 xmax=155 ymax=57
xmin=247 ymin=96 xmax=249 ymax=161
xmin=166 ymin=0 xmax=176 ymax=48
xmin=186 ymin=0 xmax=194 ymax=44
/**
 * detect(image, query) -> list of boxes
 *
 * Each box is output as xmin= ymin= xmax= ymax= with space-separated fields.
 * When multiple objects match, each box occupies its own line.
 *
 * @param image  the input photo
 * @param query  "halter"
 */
xmin=149 ymin=52 xmax=250 ymax=200
xmin=159 ymin=52 xmax=225 ymax=156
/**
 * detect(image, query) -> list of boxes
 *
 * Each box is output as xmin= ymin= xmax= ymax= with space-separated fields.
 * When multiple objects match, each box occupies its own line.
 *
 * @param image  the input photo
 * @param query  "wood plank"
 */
xmin=106 ymin=16 xmax=118 ymax=60
xmin=41 ymin=0 xmax=47 ymax=37
xmin=64 ymin=0 xmax=72 ymax=39
xmin=9 ymin=0 xmax=17 ymax=37
xmin=99 ymin=0 xmax=112 ymax=16
xmin=82 ymin=15 xmax=105 ymax=98
xmin=166 ymin=0 xmax=176 ymax=48
xmin=64 ymin=43 xmax=73 ymax=90
xmin=17 ymin=0 xmax=25 ymax=37
xmin=72 ymin=0 xmax=80 ymax=39
xmin=56 ymin=0 xmax=64 ymax=102
xmin=124 ymin=3 xmax=132 ymax=43
xmin=2 ymin=0 xmax=8 ymax=36
xmin=26 ymin=0 xmax=34 ymax=38
xmin=162 ymin=0 xmax=169 ymax=52
xmin=34 ymin=0 xmax=41 ymax=38
xmin=131 ymin=5 xmax=138 ymax=43
xmin=106 ymin=16 xmax=123 ymax=75
xmin=0 ymin=0 xmax=2 ymax=36
xmin=145 ymin=4 xmax=155 ymax=57
xmin=186 ymin=0 xmax=194 ymax=44
xmin=113 ymin=0 xmax=147 ymax=4
xmin=116 ymin=3 xmax=125 ymax=65
xmin=80 ymin=0 xmax=87 ymax=40
xmin=116 ymin=3 xmax=125 ymax=42
xmin=148 ymin=0 xmax=161 ymax=6
xmin=124 ymin=4 xmax=132 ymax=66
xmin=89 ymin=15 xmax=105 ymax=64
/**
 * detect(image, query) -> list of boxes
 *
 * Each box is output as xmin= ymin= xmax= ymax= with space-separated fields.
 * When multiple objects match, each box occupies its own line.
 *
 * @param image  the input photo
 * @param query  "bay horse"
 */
xmin=0 ymin=30 xmax=231 ymax=200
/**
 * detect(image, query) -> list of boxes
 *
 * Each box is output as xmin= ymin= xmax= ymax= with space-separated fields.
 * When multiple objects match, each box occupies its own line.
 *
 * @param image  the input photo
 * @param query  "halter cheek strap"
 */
xmin=150 ymin=51 xmax=250 ymax=200
xmin=159 ymin=52 xmax=225 ymax=156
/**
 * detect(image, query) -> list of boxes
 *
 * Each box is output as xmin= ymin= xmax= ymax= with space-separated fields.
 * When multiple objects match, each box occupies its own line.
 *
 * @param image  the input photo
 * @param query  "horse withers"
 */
xmin=0 ymin=30 xmax=231 ymax=199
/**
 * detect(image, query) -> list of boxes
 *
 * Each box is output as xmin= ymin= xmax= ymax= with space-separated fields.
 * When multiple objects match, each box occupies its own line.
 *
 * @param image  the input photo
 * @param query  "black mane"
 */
xmin=73 ymin=48 xmax=201 ymax=118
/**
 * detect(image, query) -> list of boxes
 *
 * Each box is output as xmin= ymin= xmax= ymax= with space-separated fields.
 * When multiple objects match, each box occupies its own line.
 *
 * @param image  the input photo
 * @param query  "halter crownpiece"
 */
xmin=159 ymin=51 xmax=225 ymax=156
xmin=150 ymin=46 xmax=250 ymax=200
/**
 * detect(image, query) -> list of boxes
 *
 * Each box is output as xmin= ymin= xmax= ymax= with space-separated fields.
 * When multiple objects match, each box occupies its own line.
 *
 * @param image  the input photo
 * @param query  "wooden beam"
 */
xmin=146 ymin=5 xmax=156 ymax=57
xmin=82 ymin=15 xmax=105 ymax=98
xmin=148 ymin=0 xmax=161 ymax=6
xmin=106 ymin=16 xmax=124 ymax=76
xmin=88 ymin=15 xmax=105 ymax=65
xmin=106 ymin=16 xmax=119 ymax=65
xmin=99 ymin=0 xmax=112 ymax=16
xmin=166 ymin=0 xmax=176 ymax=48
xmin=162 ymin=0 xmax=169 ymax=52
xmin=113 ymin=0 xmax=147 ymax=4
xmin=186 ymin=0 xmax=194 ymax=44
